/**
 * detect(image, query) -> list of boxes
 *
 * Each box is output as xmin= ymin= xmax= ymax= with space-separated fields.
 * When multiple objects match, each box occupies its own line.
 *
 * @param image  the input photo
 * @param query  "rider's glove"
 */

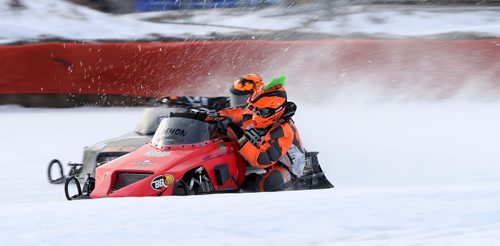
xmin=227 ymin=122 xmax=244 ymax=139
xmin=206 ymin=110 xmax=219 ymax=120
xmin=244 ymin=126 xmax=262 ymax=147
xmin=211 ymin=97 xmax=230 ymax=111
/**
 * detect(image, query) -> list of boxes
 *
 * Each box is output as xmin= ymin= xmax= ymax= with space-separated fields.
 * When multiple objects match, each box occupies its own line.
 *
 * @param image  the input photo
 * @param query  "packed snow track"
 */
xmin=1 ymin=101 xmax=500 ymax=245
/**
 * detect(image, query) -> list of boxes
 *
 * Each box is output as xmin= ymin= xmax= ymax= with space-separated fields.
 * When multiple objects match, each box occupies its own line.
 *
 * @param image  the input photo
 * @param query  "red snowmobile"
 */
xmin=48 ymin=96 xmax=230 ymax=185
xmin=65 ymin=107 xmax=333 ymax=200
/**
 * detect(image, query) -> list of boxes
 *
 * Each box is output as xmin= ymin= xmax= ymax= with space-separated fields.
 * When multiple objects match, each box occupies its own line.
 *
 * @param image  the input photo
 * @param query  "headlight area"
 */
xmin=113 ymin=172 xmax=153 ymax=191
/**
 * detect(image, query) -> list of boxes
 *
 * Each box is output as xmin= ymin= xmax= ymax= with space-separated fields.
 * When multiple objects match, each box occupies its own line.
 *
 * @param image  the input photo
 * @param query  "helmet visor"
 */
xmin=253 ymin=106 xmax=284 ymax=118
xmin=230 ymin=94 xmax=250 ymax=107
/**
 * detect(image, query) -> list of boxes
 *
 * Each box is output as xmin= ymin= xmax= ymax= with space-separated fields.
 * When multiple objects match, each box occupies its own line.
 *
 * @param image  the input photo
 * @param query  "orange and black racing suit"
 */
xmin=218 ymin=106 xmax=253 ymax=129
xmin=239 ymin=120 xmax=306 ymax=192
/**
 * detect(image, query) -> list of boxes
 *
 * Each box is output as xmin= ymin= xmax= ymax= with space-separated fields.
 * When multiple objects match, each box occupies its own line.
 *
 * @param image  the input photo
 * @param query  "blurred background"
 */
xmin=66 ymin=0 xmax=500 ymax=13
xmin=1 ymin=0 xmax=499 ymax=107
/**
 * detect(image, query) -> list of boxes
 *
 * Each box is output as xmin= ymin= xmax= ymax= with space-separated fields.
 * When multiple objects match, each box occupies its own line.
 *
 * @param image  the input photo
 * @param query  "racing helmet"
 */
xmin=248 ymin=76 xmax=287 ymax=129
xmin=229 ymin=74 xmax=264 ymax=107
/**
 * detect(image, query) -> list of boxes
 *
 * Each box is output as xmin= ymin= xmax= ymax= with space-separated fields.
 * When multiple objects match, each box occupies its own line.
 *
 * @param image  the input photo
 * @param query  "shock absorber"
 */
xmin=81 ymin=173 xmax=95 ymax=196
xmin=195 ymin=166 xmax=209 ymax=192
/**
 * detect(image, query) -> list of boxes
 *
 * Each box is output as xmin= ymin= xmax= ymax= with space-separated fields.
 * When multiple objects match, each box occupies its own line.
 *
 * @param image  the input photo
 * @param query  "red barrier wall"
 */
xmin=1 ymin=40 xmax=499 ymax=99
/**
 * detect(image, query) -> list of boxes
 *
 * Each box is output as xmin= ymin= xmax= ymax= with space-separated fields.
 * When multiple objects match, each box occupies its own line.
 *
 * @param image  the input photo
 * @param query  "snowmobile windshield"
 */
xmin=135 ymin=107 xmax=187 ymax=135
xmin=150 ymin=117 xmax=215 ymax=147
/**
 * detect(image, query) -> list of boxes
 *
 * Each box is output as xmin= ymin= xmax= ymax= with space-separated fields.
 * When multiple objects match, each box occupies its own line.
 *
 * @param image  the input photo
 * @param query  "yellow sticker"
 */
xmin=164 ymin=174 xmax=174 ymax=186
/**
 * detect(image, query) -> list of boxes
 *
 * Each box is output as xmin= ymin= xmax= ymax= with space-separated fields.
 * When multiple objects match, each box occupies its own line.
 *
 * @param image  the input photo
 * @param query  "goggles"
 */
xmin=253 ymin=106 xmax=284 ymax=118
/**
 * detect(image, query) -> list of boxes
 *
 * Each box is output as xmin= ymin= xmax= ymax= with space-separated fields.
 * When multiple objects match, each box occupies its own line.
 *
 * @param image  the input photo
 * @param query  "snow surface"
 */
xmin=1 ymin=100 xmax=500 ymax=245
xmin=1 ymin=0 xmax=500 ymax=43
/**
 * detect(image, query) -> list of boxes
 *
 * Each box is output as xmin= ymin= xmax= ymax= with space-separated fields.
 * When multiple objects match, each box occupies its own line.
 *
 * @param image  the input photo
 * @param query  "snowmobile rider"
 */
xmin=227 ymin=76 xmax=306 ymax=192
xmin=229 ymin=74 xmax=264 ymax=107
xmin=217 ymin=74 xmax=264 ymax=128
xmin=163 ymin=74 xmax=262 ymax=123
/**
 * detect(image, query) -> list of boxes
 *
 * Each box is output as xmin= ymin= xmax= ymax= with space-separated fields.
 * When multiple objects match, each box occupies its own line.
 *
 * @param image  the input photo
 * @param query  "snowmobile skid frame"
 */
xmin=48 ymin=159 xmax=82 ymax=184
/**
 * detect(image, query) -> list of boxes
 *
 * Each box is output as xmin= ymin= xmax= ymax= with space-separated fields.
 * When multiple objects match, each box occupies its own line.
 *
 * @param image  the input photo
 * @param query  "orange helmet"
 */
xmin=229 ymin=74 xmax=264 ymax=107
xmin=248 ymin=76 xmax=287 ymax=129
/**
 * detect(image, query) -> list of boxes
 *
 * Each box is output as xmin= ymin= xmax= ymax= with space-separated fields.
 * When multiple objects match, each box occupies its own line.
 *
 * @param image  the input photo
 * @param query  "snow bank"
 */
xmin=1 ymin=0 xmax=499 ymax=43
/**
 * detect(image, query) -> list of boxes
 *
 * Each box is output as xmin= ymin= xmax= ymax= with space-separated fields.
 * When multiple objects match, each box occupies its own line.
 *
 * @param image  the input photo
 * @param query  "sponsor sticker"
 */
xmin=218 ymin=142 xmax=227 ymax=150
xmin=151 ymin=174 xmax=175 ymax=190
xmin=202 ymin=147 xmax=232 ymax=161
xmin=136 ymin=160 xmax=152 ymax=167
xmin=145 ymin=150 xmax=171 ymax=157
xmin=165 ymin=128 xmax=188 ymax=137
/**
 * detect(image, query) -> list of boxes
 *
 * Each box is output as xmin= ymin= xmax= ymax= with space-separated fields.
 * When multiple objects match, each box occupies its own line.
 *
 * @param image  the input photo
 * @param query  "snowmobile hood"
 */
xmin=91 ymin=139 xmax=230 ymax=198
xmin=85 ymin=132 xmax=151 ymax=152
xmin=77 ymin=132 xmax=152 ymax=179
xmin=97 ymin=142 xmax=216 ymax=173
